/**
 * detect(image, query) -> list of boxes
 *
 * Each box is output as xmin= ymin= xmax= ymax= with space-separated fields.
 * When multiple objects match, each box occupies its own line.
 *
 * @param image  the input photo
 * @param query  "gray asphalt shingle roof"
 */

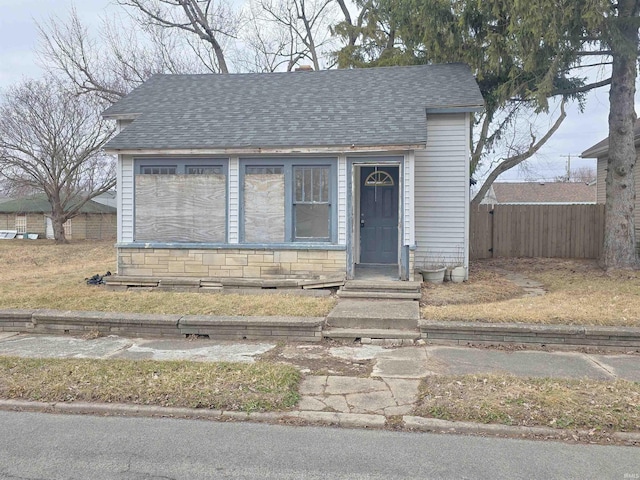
xmin=103 ymin=64 xmax=483 ymax=151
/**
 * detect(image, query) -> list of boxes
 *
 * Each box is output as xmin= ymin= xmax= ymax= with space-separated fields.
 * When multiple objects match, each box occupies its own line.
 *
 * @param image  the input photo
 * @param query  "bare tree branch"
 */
xmin=0 ymin=78 xmax=115 ymax=243
xmin=472 ymin=99 xmax=568 ymax=206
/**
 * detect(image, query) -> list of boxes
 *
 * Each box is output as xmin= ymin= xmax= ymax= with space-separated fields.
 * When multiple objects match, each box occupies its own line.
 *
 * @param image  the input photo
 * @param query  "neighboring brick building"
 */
xmin=0 ymin=195 xmax=116 ymax=240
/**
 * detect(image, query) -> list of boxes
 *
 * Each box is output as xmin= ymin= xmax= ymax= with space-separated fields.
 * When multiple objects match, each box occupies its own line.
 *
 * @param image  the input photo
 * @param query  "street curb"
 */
xmin=2 ymin=399 xmax=638 ymax=444
xmin=401 ymin=415 xmax=640 ymax=444
xmin=0 ymin=400 xmax=385 ymax=429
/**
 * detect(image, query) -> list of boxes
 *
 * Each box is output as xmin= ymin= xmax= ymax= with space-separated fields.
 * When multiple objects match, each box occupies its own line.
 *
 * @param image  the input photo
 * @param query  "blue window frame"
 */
xmin=240 ymin=158 xmax=337 ymax=244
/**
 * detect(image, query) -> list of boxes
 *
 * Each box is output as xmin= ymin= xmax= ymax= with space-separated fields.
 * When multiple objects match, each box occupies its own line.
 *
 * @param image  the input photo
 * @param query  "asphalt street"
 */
xmin=1 ymin=411 xmax=638 ymax=480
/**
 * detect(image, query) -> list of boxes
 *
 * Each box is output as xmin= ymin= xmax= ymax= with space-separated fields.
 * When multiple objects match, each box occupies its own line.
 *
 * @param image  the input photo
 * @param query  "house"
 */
xmin=102 ymin=64 xmax=484 ymax=283
xmin=0 ymin=195 xmax=117 ymax=240
xmin=481 ymin=182 xmax=597 ymax=206
xmin=581 ymin=122 xmax=640 ymax=237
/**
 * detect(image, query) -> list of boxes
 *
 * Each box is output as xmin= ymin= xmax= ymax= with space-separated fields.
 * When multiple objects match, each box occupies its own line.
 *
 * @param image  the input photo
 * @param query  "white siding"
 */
xmin=119 ymin=155 xmax=134 ymax=242
xmin=338 ymin=154 xmax=347 ymax=245
xmin=414 ymin=113 xmax=469 ymax=268
xmin=403 ymin=152 xmax=415 ymax=245
xmin=228 ymin=157 xmax=239 ymax=243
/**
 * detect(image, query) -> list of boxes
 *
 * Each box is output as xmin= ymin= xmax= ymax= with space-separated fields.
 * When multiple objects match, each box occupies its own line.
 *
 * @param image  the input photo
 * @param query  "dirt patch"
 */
xmin=421 ymin=258 xmax=640 ymax=326
xmin=421 ymin=262 xmax=524 ymax=307
xmin=258 ymin=341 xmax=374 ymax=376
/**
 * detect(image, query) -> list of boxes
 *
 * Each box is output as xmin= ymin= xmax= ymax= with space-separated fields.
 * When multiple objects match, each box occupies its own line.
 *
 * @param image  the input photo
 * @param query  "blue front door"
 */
xmin=359 ymin=166 xmax=399 ymax=264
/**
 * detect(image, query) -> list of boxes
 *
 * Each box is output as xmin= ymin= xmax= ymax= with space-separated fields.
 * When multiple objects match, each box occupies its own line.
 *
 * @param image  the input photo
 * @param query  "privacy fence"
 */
xmin=470 ymin=204 xmax=605 ymax=260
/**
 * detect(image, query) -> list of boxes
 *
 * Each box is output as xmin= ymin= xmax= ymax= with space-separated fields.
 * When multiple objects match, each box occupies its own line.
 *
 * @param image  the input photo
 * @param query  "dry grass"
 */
xmin=421 ymin=258 xmax=640 ymax=326
xmin=0 ymin=356 xmax=300 ymax=412
xmin=0 ymin=240 xmax=335 ymax=316
xmin=415 ymin=374 xmax=640 ymax=434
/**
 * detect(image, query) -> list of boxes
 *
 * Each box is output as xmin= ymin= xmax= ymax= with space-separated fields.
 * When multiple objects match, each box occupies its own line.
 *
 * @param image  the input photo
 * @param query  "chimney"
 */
xmin=294 ymin=65 xmax=314 ymax=72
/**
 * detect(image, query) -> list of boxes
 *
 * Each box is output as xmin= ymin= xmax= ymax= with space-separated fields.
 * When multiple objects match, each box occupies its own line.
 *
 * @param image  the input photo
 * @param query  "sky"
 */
xmin=0 ymin=0 xmax=621 ymax=183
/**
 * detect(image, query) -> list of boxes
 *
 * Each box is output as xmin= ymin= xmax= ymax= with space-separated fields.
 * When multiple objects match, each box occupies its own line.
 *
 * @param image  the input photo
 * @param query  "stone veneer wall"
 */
xmin=118 ymin=248 xmax=347 ymax=279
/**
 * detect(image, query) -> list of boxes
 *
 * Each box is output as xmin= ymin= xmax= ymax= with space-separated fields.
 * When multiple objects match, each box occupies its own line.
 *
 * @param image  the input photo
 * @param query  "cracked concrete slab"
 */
xmin=382 ymin=378 xmax=420 ymax=406
xmin=114 ymin=339 xmax=275 ymax=363
xmin=0 ymin=335 xmax=132 ymax=359
xmin=299 ymin=376 xmax=328 ymax=395
xmin=329 ymin=345 xmax=387 ymax=360
xmin=428 ymin=346 xmax=614 ymax=380
xmin=589 ymin=354 xmax=640 ymax=382
xmin=345 ymin=390 xmax=395 ymax=414
xmin=373 ymin=348 xmax=429 ymax=378
xmin=325 ymin=376 xmax=387 ymax=395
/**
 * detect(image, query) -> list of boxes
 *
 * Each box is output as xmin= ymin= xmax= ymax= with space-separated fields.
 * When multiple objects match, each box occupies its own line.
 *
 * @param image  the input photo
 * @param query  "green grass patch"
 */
xmin=414 ymin=374 xmax=640 ymax=433
xmin=0 ymin=356 xmax=301 ymax=412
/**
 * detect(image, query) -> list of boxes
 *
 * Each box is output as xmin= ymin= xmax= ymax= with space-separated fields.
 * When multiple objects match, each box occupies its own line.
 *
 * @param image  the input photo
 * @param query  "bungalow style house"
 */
xmin=581 ymin=121 xmax=640 ymax=240
xmin=103 ymin=64 xmax=484 ymax=284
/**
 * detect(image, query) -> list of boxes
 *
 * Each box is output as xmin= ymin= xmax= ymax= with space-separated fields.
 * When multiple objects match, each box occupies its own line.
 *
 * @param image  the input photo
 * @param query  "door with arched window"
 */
xmin=359 ymin=165 xmax=399 ymax=264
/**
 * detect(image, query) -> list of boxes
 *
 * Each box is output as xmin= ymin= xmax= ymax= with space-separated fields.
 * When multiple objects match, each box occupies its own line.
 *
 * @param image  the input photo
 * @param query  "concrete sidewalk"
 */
xmin=1 ymin=332 xmax=639 ymax=421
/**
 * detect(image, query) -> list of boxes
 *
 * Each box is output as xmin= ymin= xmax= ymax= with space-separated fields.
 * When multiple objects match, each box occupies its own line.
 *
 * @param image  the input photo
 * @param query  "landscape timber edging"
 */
xmin=0 ymin=309 xmax=324 ymax=342
xmin=419 ymin=320 xmax=640 ymax=349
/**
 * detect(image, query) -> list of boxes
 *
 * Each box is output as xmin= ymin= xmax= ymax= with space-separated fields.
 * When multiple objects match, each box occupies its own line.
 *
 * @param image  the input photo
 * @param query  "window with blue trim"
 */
xmin=134 ymin=158 xmax=228 ymax=243
xmin=241 ymin=159 xmax=336 ymax=243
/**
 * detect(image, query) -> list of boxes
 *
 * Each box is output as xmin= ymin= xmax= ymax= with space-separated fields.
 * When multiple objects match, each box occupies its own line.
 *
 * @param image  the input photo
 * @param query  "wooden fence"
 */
xmin=470 ymin=204 xmax=605 ymax=260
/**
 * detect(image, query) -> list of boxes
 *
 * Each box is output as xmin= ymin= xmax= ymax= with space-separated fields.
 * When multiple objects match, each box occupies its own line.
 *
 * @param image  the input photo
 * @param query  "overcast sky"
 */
xmin=0 ymin=0 xmax=618 ymax=182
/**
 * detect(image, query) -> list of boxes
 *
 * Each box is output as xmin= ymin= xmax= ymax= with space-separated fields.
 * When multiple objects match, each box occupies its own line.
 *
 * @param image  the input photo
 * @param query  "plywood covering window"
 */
xmin=134 ymin=160 xmax=227 ymax=243
xmin=240 ymin=159 xmax=336 ymax=243
xmin=243 ymin=166 xmax=285 ymax=243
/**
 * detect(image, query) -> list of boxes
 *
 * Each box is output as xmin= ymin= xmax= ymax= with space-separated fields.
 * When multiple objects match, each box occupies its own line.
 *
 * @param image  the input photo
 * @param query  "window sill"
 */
xmin=117 ymin=242 xmax=346 ymax=251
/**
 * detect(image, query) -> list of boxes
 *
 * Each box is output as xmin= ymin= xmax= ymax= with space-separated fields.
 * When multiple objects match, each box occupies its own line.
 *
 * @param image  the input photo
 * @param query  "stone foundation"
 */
xmin=118 ymin=247 xmax=347 ymax=279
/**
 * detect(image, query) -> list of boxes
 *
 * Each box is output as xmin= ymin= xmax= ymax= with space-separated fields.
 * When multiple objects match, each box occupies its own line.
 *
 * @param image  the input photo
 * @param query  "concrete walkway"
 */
xmin=1 ymin=332 xmax=639 ymax=423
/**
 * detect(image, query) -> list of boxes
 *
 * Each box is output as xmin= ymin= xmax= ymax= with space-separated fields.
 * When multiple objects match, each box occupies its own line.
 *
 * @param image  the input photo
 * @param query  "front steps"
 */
xmin=337 ymin=280 xmax=421 ymax=300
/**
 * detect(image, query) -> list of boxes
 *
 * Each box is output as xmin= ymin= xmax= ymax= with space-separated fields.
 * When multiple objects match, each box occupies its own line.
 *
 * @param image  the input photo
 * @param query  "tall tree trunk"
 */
xmin=602 ymin=0 xmax=639 ymax=269
xmin=50 ymin=197 xmax=68 ymax=244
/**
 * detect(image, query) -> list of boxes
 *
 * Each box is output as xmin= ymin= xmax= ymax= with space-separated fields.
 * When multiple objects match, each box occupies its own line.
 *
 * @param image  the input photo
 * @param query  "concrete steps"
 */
xmin=326 ymin=299 xmax=420 ymax=330
xmin=337 ymin=280 xmax=421 ymax=301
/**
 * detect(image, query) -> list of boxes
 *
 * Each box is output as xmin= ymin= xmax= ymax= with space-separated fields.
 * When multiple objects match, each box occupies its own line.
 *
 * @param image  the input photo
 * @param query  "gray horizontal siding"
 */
xmin=415 ymin=114 xmax=468 ymax=267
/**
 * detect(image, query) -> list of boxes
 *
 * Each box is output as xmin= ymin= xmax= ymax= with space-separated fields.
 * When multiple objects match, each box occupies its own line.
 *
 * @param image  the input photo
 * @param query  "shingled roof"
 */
xmin=0 ymin=195 xmax=116 ymax=214
xmin=103 ymin=64 xmax=484 ymax=151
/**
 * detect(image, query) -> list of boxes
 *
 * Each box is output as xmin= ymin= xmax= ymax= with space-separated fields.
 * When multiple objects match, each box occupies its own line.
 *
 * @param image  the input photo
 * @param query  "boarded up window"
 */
xmin=135 ymin=174 xmax=226 ymax=242
xmin=244 ymin=168 xmax=285 ymax=243
xmin=294 ymin=166 xmax=330 ymax=240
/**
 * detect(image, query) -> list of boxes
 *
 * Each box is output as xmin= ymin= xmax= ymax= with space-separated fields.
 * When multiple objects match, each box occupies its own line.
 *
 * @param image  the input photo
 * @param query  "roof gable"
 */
xmin=103 ymin=64 xmax=484 ymax=151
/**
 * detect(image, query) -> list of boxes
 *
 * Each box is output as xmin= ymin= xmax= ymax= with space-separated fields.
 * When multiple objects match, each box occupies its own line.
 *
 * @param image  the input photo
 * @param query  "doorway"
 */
xmin=358 ymin=165 xmax=399 ymax=265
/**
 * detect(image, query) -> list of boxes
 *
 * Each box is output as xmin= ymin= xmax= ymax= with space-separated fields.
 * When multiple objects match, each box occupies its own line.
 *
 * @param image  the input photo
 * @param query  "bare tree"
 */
xmin=117 ymin=0 xmax=240 ymax=74
xmin=257 ymin=0 xmax=339 ymax=71
xmin=571 ymin=166 xmax=597 ymax=184
xmin=0 ymin=78 xmax=116 ymax=243
xmin=38 ymin=8 xmax=217 ymax=104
